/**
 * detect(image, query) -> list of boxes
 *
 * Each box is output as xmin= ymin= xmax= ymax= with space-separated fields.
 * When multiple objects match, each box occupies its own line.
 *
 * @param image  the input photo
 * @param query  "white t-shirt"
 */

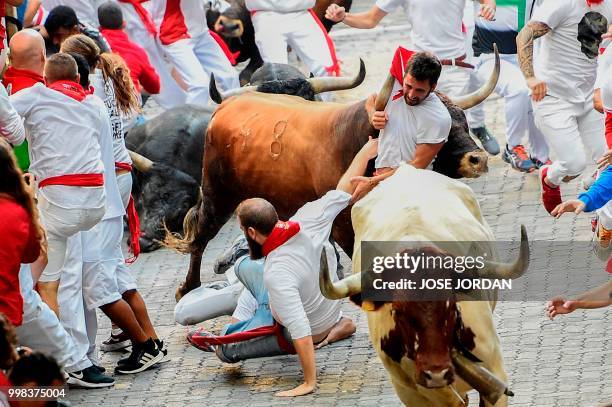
xmin=10 ymin=83 xmax=106 ymax=210
xmin=0 ymin=83 xmax=25 ymax=145
xmin=89 ymin=95 xmax=125 ymax=220
xmin=376 ymin=83 xmax=452 ymax=169
xmin=377 ymin=0 xmax=468 ymax=59
xmin=531 ymin=0 xmax=612 ymax=103
xmin=602 ymin=70 xmax=612 ymax=111
xmin=596 ymin=45 xmax=612 ymax=89
xmin=90 ymin=72 xmax=132 ymax=167
xmin=264 ymin=190 xmax=350 ymax=340
xmin=245 ymin=0 xmax=315 ymax=12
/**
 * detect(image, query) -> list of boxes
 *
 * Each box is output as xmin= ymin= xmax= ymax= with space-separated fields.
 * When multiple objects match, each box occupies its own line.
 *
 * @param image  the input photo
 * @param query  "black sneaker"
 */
xmin=502 ymin=144 xmax=536 ymax=173
xmin=213 ymin=235 xmax=249 ymax=274
xmin=114 ymin=339 xmax=163 ymax=374
xmin=92 ymin=364 xmax=106 ymax=374
xmin=155 ymin=339 xmax=170 ymax=364
xmin=101 ymin=329 xmax=131 ymax=352
xmin=470 ymin=126 xmax=500 ymax=156
xmin=67 ymin=366 xmax=115 ymax=388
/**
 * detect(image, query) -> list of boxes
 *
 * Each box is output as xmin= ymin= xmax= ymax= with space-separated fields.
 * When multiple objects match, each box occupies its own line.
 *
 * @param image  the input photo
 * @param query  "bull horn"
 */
xmin=128 ymin=150 xmax=154 ymax=173
xmin=209 ymin=73 xmax=257 ymax=104
xmin=452 ymin=44 xmax=500 ymax=110
xmin=319 ymin=248 xmax=363 ymax=300
xmin=374 ymin=72 xmax=396 ymax=112
xmin=307 ymin=59 xmax=366 ymax=94
xmin=474 ymin=225 xmax=529 ymax=280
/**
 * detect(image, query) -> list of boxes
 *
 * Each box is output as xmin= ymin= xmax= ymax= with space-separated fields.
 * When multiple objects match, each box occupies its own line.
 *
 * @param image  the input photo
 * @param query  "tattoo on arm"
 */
xmin=517 ymin=21 xmax=551 ymax=79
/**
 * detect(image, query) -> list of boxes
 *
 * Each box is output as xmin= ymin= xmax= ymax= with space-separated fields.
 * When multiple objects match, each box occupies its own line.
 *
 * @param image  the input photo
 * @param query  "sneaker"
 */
xmin=67 ymin=366 xmax=115 ymax=388
xmin=539 ymin=165 xmax=562 ymax=214
xmin=101 ymin=329 xmax=131 ymax=352
xmin=502 ymin=145 xmax=536 ymax=172
xmin=213 ymin=235 xmax=249 ymax=274
xmin=530 ymin=156 xmax=552 ymax=170
xmin=471 ymin=126 xmax=500 ymax=155
xmin=187 ymin=328 xmax=216 ymax=352
xmin=114 ymin=339 xmax=163 ymax=375
xmin=155 ymin=339 xmax=170 ymax=364
xmin=92 ymin=364 xmax=106 ymax=374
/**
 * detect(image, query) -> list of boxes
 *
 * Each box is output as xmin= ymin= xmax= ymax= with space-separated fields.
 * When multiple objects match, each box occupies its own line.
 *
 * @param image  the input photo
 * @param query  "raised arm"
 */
xmin=516 ymin=21 xmax=551 ymax=101
xmin=325 ymin=4 xmax=387 ymax=29
xmin=336 ymin=137 xmax=378 ymax=201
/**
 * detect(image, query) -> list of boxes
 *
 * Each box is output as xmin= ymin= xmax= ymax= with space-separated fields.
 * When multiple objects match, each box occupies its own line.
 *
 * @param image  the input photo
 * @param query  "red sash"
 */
xmin=118 ymin=0 xmax=157 ymax=37
xmin=114 ymin=162 xmax=141 ymax=263
xmin=38 ymin=173 xmax=104 ymax=188
xmin=190 ymin=323 xmax=296 ymax=354
xmin=262 ymin=220 xmax=301 ymax=256
xmin=308 ymin=9 xmax=340 ymax=76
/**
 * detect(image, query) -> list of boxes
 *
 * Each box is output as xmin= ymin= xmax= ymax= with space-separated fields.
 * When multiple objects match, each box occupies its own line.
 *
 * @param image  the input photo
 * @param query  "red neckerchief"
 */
xmin=47 ymin=80 xmax=87 ymax=102
xmin=587 ymin=0 xmax=604 ymax=5
xmin=2 ymin=66 xmax=44 ymax=94
xmin=389 ymin=46 xmax=416 ymax=101
xmin=209 ymin=30 xmax=240 ymax=66
xmin=117 ymin=0 xmax=157 ymax=37
xmin=262 ymin=221 xmax=301 ymax=256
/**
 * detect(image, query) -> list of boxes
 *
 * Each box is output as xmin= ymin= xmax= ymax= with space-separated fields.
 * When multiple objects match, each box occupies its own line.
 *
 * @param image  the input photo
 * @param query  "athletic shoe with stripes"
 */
xmin=114 ymin=339 xmax=163 ymax=375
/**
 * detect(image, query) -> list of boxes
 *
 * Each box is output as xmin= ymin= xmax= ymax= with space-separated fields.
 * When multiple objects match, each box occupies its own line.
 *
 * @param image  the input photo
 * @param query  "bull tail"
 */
xmin=162 ymin=187 xmax=203 ymax=254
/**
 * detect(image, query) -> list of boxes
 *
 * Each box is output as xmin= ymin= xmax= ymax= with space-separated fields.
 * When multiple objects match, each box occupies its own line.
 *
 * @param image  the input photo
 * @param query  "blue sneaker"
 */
xmin=471 ymin=126 xmax=500 ymax=155
xmin=502 ymin=145 xmax=536 ymax=173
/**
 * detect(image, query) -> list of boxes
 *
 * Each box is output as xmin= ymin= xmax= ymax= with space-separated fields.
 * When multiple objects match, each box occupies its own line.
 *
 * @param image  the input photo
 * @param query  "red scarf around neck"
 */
xmin=262 ymin=221 xmax=301 ymax=256
xmin=587 ymin=0 xmax=604 ymax=6
xmin=47 ymin=80 xmax=87 ymax=101
xmin=2 ymin=67 xmax=44 ymax=94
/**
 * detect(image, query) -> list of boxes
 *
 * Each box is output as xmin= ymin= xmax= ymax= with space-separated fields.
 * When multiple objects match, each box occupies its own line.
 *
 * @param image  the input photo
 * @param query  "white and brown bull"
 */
xmin=319 ymin=164 xmax=529 ymax=406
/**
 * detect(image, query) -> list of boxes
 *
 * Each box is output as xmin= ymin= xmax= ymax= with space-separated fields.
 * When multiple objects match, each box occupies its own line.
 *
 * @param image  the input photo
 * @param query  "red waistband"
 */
xmin=115 ymin=162 xmax=133 ymax=172
xmin=38 ymin=173 xmax=104 ymax=188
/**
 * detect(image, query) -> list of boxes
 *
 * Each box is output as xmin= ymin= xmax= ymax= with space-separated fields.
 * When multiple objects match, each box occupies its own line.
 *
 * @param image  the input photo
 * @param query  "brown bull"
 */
xmin=168 ymin=54 xmax=500 ymax=300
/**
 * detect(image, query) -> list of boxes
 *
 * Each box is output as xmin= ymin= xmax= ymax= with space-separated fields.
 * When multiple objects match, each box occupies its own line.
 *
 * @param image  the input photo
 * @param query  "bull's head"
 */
xmin=209 ymin=59 xmax=366 ymax=103
xmin=129 ymin=151 xmax=200 ymax=252
xmin=374 ymin=45 xmax=501 ymax=179
xmin=205 ymin=0 xmax=246 ymax=39
xmin=319 ymin=226 xmax=529 ymax=390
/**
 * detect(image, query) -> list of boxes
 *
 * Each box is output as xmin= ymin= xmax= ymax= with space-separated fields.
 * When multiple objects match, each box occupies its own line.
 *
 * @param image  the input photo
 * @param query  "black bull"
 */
xmin=205 ymin=0 xmax=352 ymax=85
xmin=167 ymin=53 xmax=500 ymax=300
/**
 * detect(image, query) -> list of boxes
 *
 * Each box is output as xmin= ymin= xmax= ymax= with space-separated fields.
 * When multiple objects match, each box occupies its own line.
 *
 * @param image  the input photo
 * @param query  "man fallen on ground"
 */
xmin=189 ymin=137 xmax=379 ymax=397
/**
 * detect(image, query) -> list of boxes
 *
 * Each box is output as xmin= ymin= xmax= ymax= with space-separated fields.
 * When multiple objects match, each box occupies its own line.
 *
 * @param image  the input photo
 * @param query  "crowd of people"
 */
xmin=0 ymin=0 xmax=610 ymax=402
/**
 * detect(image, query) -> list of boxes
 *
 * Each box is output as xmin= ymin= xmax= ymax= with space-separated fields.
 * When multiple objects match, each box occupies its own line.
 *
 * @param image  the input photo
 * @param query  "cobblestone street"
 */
xmin=69 ymin=2 xmax=610 ymax=405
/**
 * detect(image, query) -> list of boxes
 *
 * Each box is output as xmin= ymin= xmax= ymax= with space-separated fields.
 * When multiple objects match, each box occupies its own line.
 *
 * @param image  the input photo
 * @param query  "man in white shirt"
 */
xmin=245 ymin=1 xmax=341 ymax=101
xmin=326 ymin=0 xmax=501 ymax=155
xmin=517 ymin=0 xmax=612 ymax=214
xmin=155 ymin=0 xmax=239 ymax=106
xmin=212 ymin=138 xmax=377 ymax=397
xmin=10 ymin=53 xmax=107 ymax=316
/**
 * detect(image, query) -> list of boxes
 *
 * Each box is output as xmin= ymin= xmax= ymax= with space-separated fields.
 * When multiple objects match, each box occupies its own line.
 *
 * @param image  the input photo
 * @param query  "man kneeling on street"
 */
xmin=188 ymin=138 xmax=379 ymax=397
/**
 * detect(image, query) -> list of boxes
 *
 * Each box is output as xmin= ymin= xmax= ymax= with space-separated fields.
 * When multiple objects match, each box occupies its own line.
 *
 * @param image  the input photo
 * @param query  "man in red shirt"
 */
xmin=98 ymin=1 xmax=160 ymax=96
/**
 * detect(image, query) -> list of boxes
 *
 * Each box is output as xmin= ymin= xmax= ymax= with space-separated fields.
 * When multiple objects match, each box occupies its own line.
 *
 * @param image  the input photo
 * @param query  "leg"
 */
xmin=578 ymin=104 xmax=606 ymax=165
xmin=122 ymin=290 xmax=157 ymax=341
xmin=314 ymin=316 xmax=356 ymax=349
xmin=193 ymin=32 xmax=240 ymax=92
xmin=163 ymin=38 xmax=214 ymax=106
xmin=252 ymin=11 xmax=290 ymax=64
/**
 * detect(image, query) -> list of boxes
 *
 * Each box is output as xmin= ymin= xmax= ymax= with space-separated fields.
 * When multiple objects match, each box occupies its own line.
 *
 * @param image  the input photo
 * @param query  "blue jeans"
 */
xmin=217 ymin=258 xmax=291 ymax=363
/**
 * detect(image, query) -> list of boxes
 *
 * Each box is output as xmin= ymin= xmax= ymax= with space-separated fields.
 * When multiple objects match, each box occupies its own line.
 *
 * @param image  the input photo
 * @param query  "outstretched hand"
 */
xmin=597 ymin=148 xmax=612 ymax=170
xmin=550 ymin=200 xmax=585 ymax=218
xmin=546 ymin=297 xmax=578 ymax=320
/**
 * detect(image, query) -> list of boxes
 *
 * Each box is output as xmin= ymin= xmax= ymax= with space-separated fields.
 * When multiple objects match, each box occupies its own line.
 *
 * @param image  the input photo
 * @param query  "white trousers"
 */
xmin=468 ymin=54 xmax=550 ymax=161
xmin=56 ymin=233 xmax=93 ymax=372
xmin=252 ymin=10 xmax=337 ymax=100
xmin=164 ymin=33 xmax=240 ymax=106
xmin=37 ymin=196 xmax=105 ymax=282
xmin=534 ymin=96 xmax=606 ymax=185
xmin=17 ymin=265 xmax=90 ymax=373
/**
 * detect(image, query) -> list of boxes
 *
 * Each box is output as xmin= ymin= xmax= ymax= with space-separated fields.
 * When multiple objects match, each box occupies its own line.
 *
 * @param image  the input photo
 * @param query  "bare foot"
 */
xmin=275 ymin=382 xmax=315 ymax=397
xmin=315 ymin=317 xmax=356 ymax=349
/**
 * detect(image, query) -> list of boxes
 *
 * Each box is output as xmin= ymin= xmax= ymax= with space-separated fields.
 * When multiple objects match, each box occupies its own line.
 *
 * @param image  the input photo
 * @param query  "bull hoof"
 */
xmin=175 ymin=281 xmax=201 ymax=302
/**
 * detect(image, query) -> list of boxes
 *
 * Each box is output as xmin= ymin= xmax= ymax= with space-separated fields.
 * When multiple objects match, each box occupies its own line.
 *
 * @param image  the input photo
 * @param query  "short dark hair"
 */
xmin=0 ymin=313 xmax=17 ymax=370
xmin=405 ymin=52 xmax=442 ymax=87
xmin=9 ymin=352 xmax=65 ymax=387
xmin=236 ymin=198 xmax=278 ymax=235
xmin=67 ymin=52 xmax=90 ymax=87
xmin=98 ymin=2 xmax=124 ymax=30
xmin=44 ymin=5 xmax=78 ymax=37
xmin=45 ymin=53 xmax=78 ymax=83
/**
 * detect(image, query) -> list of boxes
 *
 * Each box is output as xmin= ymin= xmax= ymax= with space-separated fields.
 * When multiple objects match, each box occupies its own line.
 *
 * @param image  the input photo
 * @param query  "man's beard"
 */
xmin=246 ymin=234 xmax=264 ymax=260
xmin=404 ymin=90 xmax=431 ymax=106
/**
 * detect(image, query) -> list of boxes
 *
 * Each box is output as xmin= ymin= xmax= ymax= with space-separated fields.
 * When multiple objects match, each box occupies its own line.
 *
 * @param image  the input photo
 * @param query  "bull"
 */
xmin=205 ymin=0 xmax=352 ymax=84
xmin=319 ymin=164 xmax=529 ymax=406
xmin=127 ymin=63 xmax=367 ymax=251
xmin=167 ymin=52 xmax=500 ymax=300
